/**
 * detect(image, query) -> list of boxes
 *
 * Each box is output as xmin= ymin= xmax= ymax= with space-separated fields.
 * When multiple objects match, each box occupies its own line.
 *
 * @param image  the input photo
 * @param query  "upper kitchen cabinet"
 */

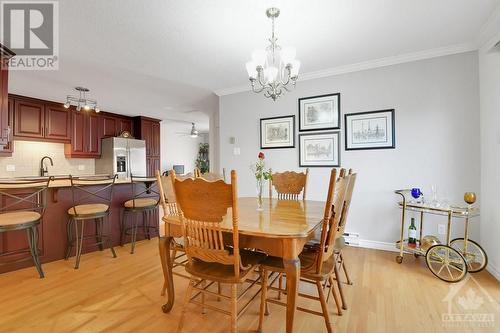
xmin=44 ymin=103 xmax=71 ymax=141
xmin=0 ymin=44 xmax=15 ymax=147
xmin=100 ymin=114 xmax=134 ymax=138
xmin=65 ymin=110 xmax=100 ymax=158
xmin=11 ymin=95 xmax=71 ymax=143
xmin=134 ymin=116 xmax=161 ymax=176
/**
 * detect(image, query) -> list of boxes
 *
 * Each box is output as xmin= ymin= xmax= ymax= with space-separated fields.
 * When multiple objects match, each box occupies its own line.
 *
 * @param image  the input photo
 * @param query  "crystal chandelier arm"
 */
xmin=250 ymin=79 xmax=266 ymax=94
xmin=279 ymin=65 xmax=292 ymax=86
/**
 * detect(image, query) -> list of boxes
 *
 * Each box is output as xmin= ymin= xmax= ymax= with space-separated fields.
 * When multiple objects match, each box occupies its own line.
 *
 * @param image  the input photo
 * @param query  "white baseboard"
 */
xmin=486 ymin=263 xmax=500 ymax=281
xmin=351 ymin=238 xmax=500 ymax=282
xmin=355 ymin=239 xmax=399 ymax=253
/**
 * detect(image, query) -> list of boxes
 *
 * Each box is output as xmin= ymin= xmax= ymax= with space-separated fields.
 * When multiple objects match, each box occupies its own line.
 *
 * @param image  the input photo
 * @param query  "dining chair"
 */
xmin=269 ymin=168 xmax=309 ymax=200
xmin=65 ymin=175 xmax=117 ymax=269
xmin=258 ymin=168 xmax=349 ymax=333
xmin=119 ymin=175 xmax=160 ymax=254
xmin=156 ymin=170 xmax=189 ymax=296
xmin=0 ymin=178 xmax=52 ymax=278
xmin=172 ymin=169 xmax=267 ymax=333
xmin=268 ymin=168 xmax=309 ymax=299
xmin=329 ymin=169 xmax=357 ymax=311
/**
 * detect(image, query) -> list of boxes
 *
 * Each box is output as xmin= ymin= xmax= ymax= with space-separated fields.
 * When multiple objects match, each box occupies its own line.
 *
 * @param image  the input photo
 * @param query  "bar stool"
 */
xmin=65 ymin=175 xmax=117 ymax=269
xmin=0 ymin=178 xmax=52 ymax=278
xmin=120 ymin=175 xmax=159 ymax=254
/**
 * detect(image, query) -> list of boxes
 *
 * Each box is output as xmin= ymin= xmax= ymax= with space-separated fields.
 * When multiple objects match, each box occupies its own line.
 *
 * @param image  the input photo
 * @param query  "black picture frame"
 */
xmin=298 ymin=93 xmax=341 ymax=132
xmin=344 ymin=109 xmax=396 ymax=150
xmin=260 ymin=115 xmax=295 ymax=149
xmin=299 ymin=131 xmax=341 ymax=167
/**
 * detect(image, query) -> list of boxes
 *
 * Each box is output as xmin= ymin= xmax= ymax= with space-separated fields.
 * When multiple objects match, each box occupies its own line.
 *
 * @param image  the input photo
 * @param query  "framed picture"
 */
xmin=298 ymin=93 xmax=340 ymax=131
xmin=260 ymin=115 xmax=295 ymax=149
xmin=299 ymin=131 xmax=340 ymax=167
xmin=344 ymin=109 xmax=395 ymax=150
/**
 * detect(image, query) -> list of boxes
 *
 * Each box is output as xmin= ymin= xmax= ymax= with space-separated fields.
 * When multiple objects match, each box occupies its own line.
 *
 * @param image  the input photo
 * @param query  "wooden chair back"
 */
xmin=171 ymin=169 xmax=242 ymax=277
xmin=337 ymin=170 xmax=357 ymax=237
xmin=269 ymin=168 xmax=309 ymax=200
xmin=69 ymin=175 xmax=117 ymax=216
xmin=312 ymin=169 xmax=349 ymax=274
xmin=128 ymin=175 xmax=160 ymax=209
xmin=156 ymin=170 xmax=181 ymax=216
xmin=0 ymin=177 xmax=52 ymax=217
xmin=199 ymin=172 xmax=224 ymax=182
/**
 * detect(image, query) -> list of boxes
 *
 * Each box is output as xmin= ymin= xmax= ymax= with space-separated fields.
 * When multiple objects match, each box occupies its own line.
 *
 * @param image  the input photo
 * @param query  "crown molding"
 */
xmin=214 ymin=43 xmax=476 ymax=97
xmin=478 ymin=3 xmax=500 ymax=51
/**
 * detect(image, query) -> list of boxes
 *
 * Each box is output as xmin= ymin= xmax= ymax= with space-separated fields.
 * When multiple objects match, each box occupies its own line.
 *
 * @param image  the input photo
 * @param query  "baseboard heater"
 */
xmin=343 ymin=232 xmax=360 ymax=246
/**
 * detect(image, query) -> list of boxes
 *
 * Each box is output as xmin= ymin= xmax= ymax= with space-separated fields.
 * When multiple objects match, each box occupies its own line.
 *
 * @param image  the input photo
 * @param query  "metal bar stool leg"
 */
xmin=131 ymin=212 xmax=139 ymax=254
xmin=106 ymin=215 xmax=117 ymax=258
xmin=96 ymin=218 xmax=104 ymax=251
xmin=26 ymin=225 xmax=44 ymax=278
xmin=65 ymin=217 xmax=74 ymax=260
xmin=74 ymin=219 xmax=85 ymax=269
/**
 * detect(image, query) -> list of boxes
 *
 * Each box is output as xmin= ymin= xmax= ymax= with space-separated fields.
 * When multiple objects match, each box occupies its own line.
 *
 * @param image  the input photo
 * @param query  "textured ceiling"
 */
xmin=7 ymin=0 xmax=500 ymax=130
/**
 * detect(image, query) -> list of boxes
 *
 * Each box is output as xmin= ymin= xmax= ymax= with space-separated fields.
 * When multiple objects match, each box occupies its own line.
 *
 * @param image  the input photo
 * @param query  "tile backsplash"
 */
xmin=0 ymin=141 xmax=95 ymax=178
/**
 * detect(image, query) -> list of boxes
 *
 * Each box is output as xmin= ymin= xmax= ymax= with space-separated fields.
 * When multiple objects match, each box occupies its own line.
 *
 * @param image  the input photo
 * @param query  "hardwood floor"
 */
xmin=0 ymin=239 xmax=498 ymax=333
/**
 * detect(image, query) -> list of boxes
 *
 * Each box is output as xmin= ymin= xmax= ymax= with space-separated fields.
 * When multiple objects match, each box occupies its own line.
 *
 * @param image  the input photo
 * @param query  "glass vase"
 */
xmin=256 ymin=179 xmax=264 ymax=211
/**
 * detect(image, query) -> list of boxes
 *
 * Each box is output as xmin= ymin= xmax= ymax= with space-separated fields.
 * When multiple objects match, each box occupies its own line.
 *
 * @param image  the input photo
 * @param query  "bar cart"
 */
xmin=394 ymin=190 xmax=487 ymax=282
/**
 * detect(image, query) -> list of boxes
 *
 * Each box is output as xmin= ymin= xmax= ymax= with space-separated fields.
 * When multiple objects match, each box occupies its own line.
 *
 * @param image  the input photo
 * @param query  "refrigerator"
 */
xmin=95 ymin=137 xmax=147 ymax=179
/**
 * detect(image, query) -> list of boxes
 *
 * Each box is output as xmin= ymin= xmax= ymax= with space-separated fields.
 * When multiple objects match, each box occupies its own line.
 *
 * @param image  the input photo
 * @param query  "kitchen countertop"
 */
xmin=0 ymin=174 xmax=157 ymax=188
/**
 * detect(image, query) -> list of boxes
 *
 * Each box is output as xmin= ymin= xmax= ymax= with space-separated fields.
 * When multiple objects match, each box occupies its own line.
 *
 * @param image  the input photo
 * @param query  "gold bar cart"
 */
xmin=394 ymin=190 xmax=487 ymax=282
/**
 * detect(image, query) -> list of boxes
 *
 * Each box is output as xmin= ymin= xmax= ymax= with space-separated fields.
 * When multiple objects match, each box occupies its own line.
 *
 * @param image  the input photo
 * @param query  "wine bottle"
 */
xmin=408 ymin=218 xmax=417 ymax=248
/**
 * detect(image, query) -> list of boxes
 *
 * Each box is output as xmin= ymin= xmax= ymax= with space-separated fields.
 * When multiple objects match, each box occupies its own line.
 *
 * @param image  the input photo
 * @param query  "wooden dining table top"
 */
xmin=162 ymin=197 xmax=326 ymax=238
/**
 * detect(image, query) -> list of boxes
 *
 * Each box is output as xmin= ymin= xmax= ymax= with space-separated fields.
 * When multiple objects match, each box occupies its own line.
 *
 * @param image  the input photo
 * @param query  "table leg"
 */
xmin=283 ymin=240 xmax=300 ymax=333
xmin=159 ymin=236 xmax=175 ymax=313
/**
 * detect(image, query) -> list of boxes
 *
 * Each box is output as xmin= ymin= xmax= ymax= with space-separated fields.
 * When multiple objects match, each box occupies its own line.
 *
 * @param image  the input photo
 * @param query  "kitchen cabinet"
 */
xmin=0 ymin=44 xmax=14 ymax=147
xmin=100 ymin=114 xmax=134 ymax=138
xmin=45 ymin=103 xmax=71 ymax=141
xmin=134 ymin=116 xmax=161 ymax=176
xmin=65 ymin=110 xmax=101 ymax=158
xmin=13 ymin=99 xmax=45 ymax=139
xmin=11 ymin=95 xmax=71 ymax=143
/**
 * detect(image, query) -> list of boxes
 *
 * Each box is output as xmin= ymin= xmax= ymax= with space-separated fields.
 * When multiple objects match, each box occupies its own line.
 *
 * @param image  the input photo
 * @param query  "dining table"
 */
xmin=158 ymin=196 xmax=326 ymax=333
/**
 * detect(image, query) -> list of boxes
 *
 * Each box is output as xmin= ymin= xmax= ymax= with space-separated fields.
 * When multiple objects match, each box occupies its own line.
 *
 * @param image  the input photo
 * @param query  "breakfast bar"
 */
xmin=0 ymin=176 xmax=158 ymax=274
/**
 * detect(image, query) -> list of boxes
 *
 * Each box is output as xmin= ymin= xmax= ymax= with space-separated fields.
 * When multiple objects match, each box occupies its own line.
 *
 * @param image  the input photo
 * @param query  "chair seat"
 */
xmin=185 ymin=249 xmax=267 ymax=283
xmin=0 ymin=211 xmax=41 ymax=227
xmin=124 ymin=198 xmax=157 ymax=209
xmin=260 ymin=250 xmax=336 ymax=281
xmin=68 ymin=204 xmax=109 ymax=216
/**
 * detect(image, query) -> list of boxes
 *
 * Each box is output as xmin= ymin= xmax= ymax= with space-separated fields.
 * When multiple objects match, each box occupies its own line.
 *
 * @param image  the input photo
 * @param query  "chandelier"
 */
xmin=245 ymin=7 xmax=300 ymax=101
xmin=63 ymin=87 xmax=100 ymax=112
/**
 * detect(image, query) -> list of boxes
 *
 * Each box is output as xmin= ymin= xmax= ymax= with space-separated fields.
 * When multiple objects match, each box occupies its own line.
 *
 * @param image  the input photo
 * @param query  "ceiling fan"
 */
xmin=175 ymin=122 xmax=199 ymax=138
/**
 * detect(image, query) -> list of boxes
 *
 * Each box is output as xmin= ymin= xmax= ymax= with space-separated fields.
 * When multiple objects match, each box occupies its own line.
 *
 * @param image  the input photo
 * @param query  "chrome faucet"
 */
xmin=40 ymin=156 xmax=53 ymax=177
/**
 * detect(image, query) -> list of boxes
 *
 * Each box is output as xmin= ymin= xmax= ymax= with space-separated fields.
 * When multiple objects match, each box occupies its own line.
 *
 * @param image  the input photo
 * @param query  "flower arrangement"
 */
xmin=251 ymin=152 xmax=272 ymax=210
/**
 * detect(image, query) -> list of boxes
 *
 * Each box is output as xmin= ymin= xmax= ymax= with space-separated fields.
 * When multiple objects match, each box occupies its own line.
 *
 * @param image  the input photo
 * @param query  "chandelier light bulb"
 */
xmin=245 ymin=61 xmax=257 ymax=79
xmin=63 ymin=101 xmax=70 ymax=108
xmin=281 ymin=47 xmax=296 ymax=66
xmin=76 ymin=104 xmax=81 ymax=111
xmin=95 ymin=106 xmax=100 ymax=113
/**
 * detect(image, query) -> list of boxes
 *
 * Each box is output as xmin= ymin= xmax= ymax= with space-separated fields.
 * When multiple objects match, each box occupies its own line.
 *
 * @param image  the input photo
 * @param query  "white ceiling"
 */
xmin=7 ymin=0 xmax=500 ymax=130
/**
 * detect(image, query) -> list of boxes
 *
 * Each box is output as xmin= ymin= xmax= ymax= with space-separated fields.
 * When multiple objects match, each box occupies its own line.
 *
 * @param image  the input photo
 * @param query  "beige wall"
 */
xmin=0 ymin=141 xmax=95 ymax=178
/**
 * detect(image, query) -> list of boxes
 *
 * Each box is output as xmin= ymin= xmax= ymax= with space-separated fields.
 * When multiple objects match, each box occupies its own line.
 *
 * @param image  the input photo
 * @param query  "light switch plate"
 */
xmin=6 ymin=164 xmax=15 ymax=172
xmin=233 ymin=147 xmax=241 ymax=155
xmin=78 ymin=165 xmax=85 ymax=171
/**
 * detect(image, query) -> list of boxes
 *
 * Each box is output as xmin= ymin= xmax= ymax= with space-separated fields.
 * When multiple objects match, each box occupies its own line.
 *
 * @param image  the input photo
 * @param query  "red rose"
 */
xmin=258 ymin=152 xmax=265 ymax=159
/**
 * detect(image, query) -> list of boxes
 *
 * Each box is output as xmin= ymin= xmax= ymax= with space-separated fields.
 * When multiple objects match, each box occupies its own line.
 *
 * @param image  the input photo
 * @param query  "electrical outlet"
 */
xmin=78 ymin=165 xmax=85 ymax=171
xmin=6 ymin=164 xmax=15 ymax=172
xmin=233 ymin=147 xmax=241 ymax=155
xmin=438 ymin=224 xmax=446 ymax=235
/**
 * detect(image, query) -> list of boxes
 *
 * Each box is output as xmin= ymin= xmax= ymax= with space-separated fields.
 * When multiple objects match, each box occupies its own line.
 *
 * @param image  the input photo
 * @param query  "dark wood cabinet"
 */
xmin=0 ymin=44 xmax=14 ymax=147
xmin=45 ymin=103 xmax=71 ymax=141
xmin=101 ymin=115 xmax=118 ymax=138
xmin=134 ymin=117 xmax=161 ymax=176
xmin=65 ymin=111 xmax=101 ymax=158
xmin=117 ymin=118 xmax=133 ymax=136
xmin=13 ymin=99 xmax=45 ymax=139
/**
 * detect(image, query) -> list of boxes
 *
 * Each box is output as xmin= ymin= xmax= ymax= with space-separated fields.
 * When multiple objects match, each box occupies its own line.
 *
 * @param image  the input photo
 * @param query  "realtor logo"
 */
xmin=442 ymin=275 xmax=499 ymax=328
xmin=0 ymin=1 xmax=59 ymax=70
